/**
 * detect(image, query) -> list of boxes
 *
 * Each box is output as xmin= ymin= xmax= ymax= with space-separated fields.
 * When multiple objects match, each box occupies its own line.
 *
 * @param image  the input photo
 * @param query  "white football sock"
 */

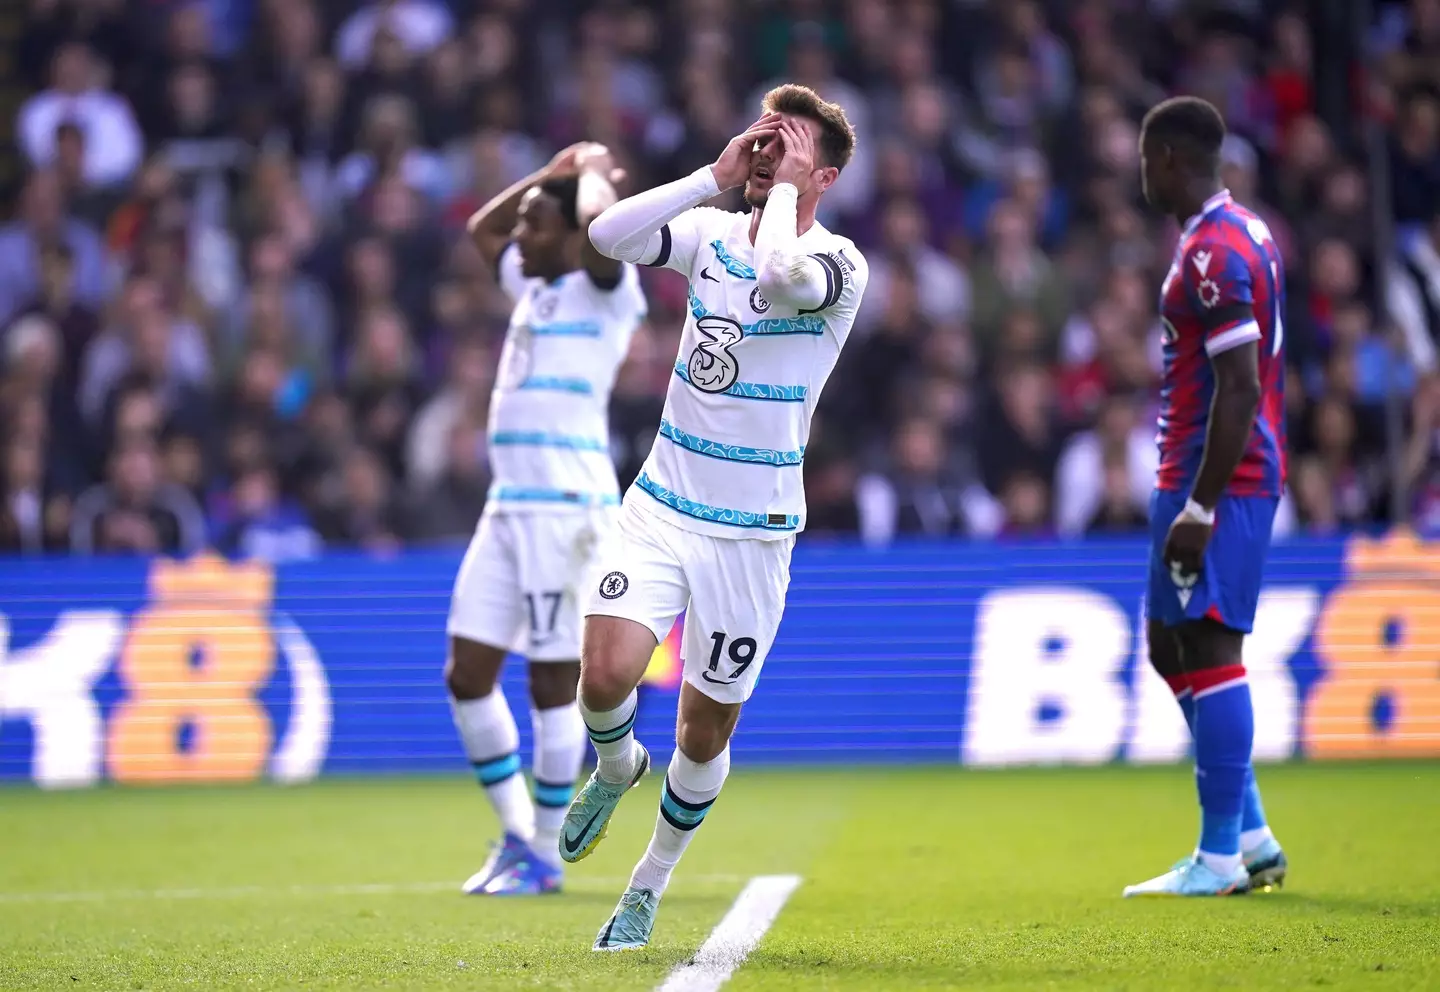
xmin=1240 ymin=825 xmax=1275 ymax=854
xmin=531 ymin=701 xmax=586 ymax=868
xmin=629 ymin=746 xmax=730 ymax=896
xmin=450 ymin=691 xmax=534 ymax=841
xmin=1197 ymin=850 xmax=1243 ymax=876
xmin=580 ymin=690 xmax=639 ymax=785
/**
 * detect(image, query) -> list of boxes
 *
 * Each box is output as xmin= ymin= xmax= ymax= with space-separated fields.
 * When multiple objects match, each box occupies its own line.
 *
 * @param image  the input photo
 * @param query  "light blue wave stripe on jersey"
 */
xmin=688 ymin=287 xmax=825 ymax=336
xmin=488 ymin=485 xmax=620 ymax=507
xmin=530 ymin=321 xmax=602 ymax=337
xmin=490 ymin=431 xmax=608 ymax=453
xmin=658 ymin=419 xmax=805 ymax=466
xmin=517 ymin=376 xmax=593 ymax=395
xmin=635 ymin=471 xmax=800 ymax=531
xmin=672 ymin=360 xmax=807 ymax=402
xmin=709 ymin=239 xmax=757 ymax=280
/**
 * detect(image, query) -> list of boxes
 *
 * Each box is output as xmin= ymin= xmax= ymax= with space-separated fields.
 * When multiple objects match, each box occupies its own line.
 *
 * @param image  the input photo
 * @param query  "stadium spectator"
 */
xmin=0 ymin=433 xmax=54 ymax=554
xmin=1054 ymin=393 xmax=1158 ymax=539
xmin=1390 ymin=209 xmax=1440 ymax=373
xmin=335 ymin=0 xmax=455 ymax=71
xmin=213 ymin=463 xmax=323 ymax=563
xmin=18 ymin=41 xmax=143 ymax=188
xmin=79 ymin=273 xmax=210 ymax=428
xmin=70 ymin=435 xmax=206 ymax=555
xmin=0 ymin=0 xmax=1427 ymax=557
xmin=858 ymin=414 xmax=973 ymax=544
xmin=313 ymin=445 xmax=407 ymax=552
xmin=0 ymin=170 xmax=107 ymax=325
xmin=407 ymin=417 xmax=489 ymax=544
xmin=406 ymin=335 xmax=491 ymax=491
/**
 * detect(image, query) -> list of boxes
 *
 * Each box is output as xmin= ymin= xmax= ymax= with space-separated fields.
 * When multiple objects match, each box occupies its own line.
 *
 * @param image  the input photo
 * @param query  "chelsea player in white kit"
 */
xmin=566 ymin=84 xmax=868 ymax=949
xmin=447 ymin=142 xmax=647 ymax=896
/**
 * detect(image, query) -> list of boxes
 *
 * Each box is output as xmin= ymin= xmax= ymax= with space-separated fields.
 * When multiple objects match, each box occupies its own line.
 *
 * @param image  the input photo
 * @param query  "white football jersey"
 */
xmin=631 ymin=207 xmax=868 ymax=540
xmin=487 ymin=244 xmax=647 ymax=511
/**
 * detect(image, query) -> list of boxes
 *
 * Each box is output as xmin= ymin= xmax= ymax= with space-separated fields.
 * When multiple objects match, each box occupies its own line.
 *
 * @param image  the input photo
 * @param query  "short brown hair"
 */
xmin=761 ymin=83 xmax=856 ymax=170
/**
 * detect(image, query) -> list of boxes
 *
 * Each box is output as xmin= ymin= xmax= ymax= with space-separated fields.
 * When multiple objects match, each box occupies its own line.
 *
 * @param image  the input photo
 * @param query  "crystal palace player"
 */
xmin=1123 ymin=97 xmax=1289 ymax=898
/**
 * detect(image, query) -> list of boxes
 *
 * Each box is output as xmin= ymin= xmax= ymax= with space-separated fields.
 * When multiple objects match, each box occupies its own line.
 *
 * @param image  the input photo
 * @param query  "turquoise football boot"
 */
xmin=1244 ymin=836 xmax=1288 ymax=893
xmin=558 ymin=744 xmax=651 ymax=864
xmin=593 ymin=887 xmax=661 ymax=951
xmin=1123 ymin=856 xmax=1250 ymax=897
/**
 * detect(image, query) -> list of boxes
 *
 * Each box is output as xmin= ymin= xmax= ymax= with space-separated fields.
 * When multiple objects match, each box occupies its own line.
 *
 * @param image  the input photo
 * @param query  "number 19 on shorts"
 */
xmin=701 ymin=631 xmax=757 ymax=686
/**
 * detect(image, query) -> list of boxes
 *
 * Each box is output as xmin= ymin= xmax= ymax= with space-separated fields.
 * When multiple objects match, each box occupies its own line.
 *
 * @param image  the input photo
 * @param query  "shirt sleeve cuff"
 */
xmin=1205 ymin=321 xmax=1262 ymax=356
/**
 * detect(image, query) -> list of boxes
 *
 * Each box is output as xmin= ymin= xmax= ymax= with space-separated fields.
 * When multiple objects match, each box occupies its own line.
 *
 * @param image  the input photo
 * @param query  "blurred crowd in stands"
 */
xmin=1 ymin=0 xmax=1439 ymax=558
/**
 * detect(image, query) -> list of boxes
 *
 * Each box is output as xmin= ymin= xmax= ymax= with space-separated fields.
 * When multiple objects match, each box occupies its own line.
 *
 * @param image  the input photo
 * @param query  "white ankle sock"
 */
xmin=1240 ymin=826 xmax=1274 ymax=854
xmin=450 ymin=691 xmax=534 ymax=840
xmin=581 ymin=690 xmax=639 ymax=785
xmin=531 ymin=702 xmax=585 ymax=868
xmin=1197 ymin=850 xmax=1243 ymax=876
xmin=629 ymin=746 xmax=730 ymax=896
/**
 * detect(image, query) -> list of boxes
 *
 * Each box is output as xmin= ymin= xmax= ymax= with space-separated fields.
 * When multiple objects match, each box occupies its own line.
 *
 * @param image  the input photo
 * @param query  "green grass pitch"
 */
xmin=2 ymin=763 xmax=1437 ymax=991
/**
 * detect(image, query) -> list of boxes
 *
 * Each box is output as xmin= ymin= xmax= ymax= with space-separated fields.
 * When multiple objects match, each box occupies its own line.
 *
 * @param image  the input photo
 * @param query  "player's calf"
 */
xmin=595 ymin=741 xmax=731 ymax=950
xmin=528 ymin=662 xmax=586 ymax=875
xmin=447 ymin=637 xmax=539 ymax=890
xmin=561 ymin=617 xmax=658 ymax=863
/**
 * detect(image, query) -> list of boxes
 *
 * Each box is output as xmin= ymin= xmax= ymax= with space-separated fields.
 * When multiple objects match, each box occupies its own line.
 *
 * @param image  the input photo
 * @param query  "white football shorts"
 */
xmin=584 ymin=503 xmax=794 ymax=704
xmin=449 ymin=507 xmax=617 ymax=662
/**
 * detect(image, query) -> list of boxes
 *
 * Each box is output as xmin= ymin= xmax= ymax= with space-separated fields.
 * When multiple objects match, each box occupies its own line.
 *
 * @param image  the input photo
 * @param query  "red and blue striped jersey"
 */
xmin=1156 ymin=190 xmax=1288 ymax=498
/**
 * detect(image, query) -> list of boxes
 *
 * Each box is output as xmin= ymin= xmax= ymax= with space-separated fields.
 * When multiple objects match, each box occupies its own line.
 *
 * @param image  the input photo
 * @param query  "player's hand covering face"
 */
xmin=710 ymin=112 xmax=782 ymax=190
xmin=772 ymin=119 xmax=817 ymax=193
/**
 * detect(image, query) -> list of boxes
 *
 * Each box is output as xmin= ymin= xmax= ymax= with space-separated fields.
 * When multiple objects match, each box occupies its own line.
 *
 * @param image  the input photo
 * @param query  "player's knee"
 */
xmin=676 ymin=717 xmax=733 ymax=764
xmin=676 ymin=690 xmax=740 ymax=764
xmin=445 ymin=637 xmax=505 ymax=700
xmin=578 ymin=662 xmax=632 ymax=711
xmin=579 ymin=616 xmax=654 ymax=709
xmin=528 ymin=662 xmax=580 ymax=709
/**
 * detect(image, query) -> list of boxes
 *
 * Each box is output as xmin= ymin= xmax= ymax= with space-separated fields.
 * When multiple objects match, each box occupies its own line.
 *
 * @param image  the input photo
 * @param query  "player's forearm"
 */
xmin=588 ymin=166 xmax=719 ymax=262
xmin=466 ymin=166 xmax=550 ymax=250
xmin=753 ymin=183 xmax=828 ymax=310
xmin=1190 ymin=383 xmax=1261 ymax=510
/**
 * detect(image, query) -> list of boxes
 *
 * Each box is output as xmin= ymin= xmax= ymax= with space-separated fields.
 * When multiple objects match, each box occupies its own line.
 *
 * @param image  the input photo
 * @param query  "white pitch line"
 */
xmin=656 ymin=874 xmax=801 ymax=992
xmin=0 ymin=874 xmax=750 ymax=905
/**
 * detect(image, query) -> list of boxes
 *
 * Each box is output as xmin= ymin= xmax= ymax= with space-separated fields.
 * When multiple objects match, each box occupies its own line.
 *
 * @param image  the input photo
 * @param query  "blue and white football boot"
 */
xmin=558 ymin=744 xmax=651 ymax=864
xmin=462 ymin=832 xmax=560 ymax=895
xmin=462 ymin=832 xmax=528 ymax=894
xmin=1244 ymin=836 xmax=1288 ymax=893
xmin=1123 ymin=856 xmax=1251 ymax=897
xmin=593 ymin=887 xmax=661 ymax=951
xmin=480 ymin=850 xmax=563 ymax=896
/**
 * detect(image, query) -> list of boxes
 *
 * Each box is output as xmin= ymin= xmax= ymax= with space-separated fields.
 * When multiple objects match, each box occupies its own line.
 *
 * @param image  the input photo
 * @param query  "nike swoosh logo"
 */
xmin=700 ymin=671 xmax=735 ymax=685
xmin=562 ymin=809 xmax=604 ymax=854
xmin=700 ymin=268 xmax=718 ymax=282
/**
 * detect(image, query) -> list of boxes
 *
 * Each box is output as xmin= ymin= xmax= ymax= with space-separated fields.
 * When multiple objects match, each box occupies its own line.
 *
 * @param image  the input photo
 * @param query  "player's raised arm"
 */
xmin=466 ymin=142 xmax=590 ymax=275
xmin=753 ymin=118 xmax=842 ymax=312
xmin=572 ymin=145 xmax=626 ymax=289
xmin=587 ymin=113 xmax=781 ymax=265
